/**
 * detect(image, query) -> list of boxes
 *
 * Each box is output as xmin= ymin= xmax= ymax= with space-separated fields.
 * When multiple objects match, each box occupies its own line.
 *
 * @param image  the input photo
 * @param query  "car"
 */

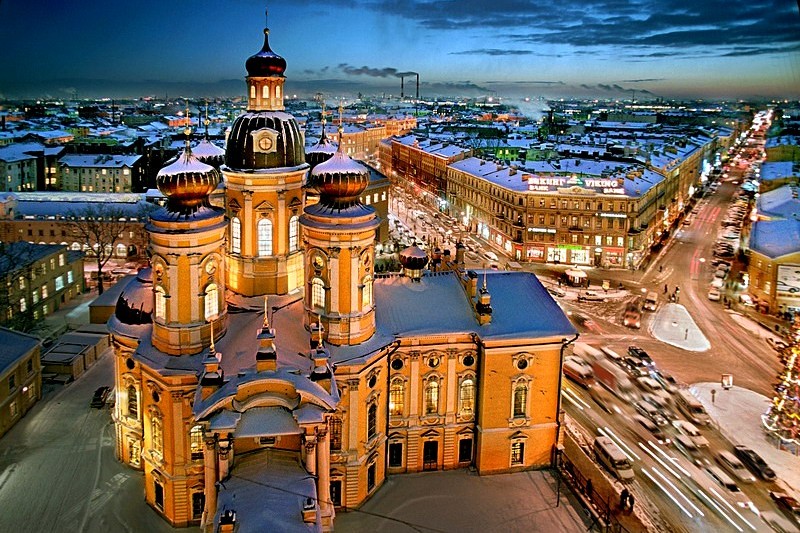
xmin=578 ymin=291 xmax=607 ymax=302
xmin=90 ymin=386 xmax=111 ymax=408
xmin=711 ymin=277 xmax=725 ymax=289
xmin=653 ymin=371 xmax=678 ymax=393
xmin=570 ymin=313 xmax=600 ymax=332
xmin=770 ymin=492 xmax=800 ymax=525
xmin=631 ymin=414 xmax=670 ymax=444
xmin=733 ymin=445 xmax=776 ymax=481
xmin=716 ymin=450 xmax=757 ymax=483
xmin=767 ymin=337 xmax=789 ymax=352
xmin=622 ymin=357 xmax=649 ymax=378
xmin=708 ymin=288 xmax=721 ymax=301
xmin=714 ymin=268 xmax=728 ymax=279
xmin=673 ymin=420 xmax=709 ymax=448
xmin=627 ymin=346 xmax=654 ymax=366
xmin=547 ymin=286 xmax=566 ymax=298
xmin=634 ymin=400 xmax=668 ymax=426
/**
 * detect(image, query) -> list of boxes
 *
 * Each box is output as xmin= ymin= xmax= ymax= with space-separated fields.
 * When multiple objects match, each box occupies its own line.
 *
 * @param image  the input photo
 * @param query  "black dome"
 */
xmin=224 ymin=111 xmax=306 ymax=170
xmin=245 ymin=29 xmax=286 ymax=77
xmin=115 ymin=268 xmax=154 ymax=325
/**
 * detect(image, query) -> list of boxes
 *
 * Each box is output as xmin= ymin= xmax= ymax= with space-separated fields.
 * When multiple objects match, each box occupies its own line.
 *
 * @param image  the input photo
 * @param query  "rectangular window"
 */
xmin=9 ymin=374 xmax=16 ymax=390
xmin=9 ymin=401 xmax=18 ymax=418
xmin=192 ymin=492 xmax=204 ymax=520
xmin=367 ymin=463 xmax=376 ymax=491
xmin=458 ymin=438 xmax=473 ymax=463
xmin=511 ymin=442 xmax=524 ymax=465
xmin=67 ymin=271 xmax=74 ymax=284
xmin=330 ymin=480 xmax=342 ymax=507
xmin=329 ymin=417 xmax=342 ymax=450
xmin=41 ymin=284 xmax=48 ymax=298
xmin=154 ymin=481 xmax=164 ymax=510
xmin=59 ymin=253 xmax=65 ymax=266
xmin=389 ymin=442 xmax=403 ymax=467
xmin=27 ymin=359 xmax=33 ymax=374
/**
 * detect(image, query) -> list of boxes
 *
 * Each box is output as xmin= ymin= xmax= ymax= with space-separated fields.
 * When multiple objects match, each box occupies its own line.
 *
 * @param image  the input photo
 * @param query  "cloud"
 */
xmin=621 ymin=78 xmax=666 ymax=83
xmin=450 ymin=48 xmax=535 ymax=56
xmin=338 ymin=64 xmax=417 ymax=78
xmin=485 ymin=80 xmax=565 ymax=85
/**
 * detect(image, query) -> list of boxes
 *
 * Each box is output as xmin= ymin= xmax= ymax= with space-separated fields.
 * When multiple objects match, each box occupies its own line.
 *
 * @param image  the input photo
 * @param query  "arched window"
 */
xmin=127 ymin=385 xmax=138 ymax=419
xmin=513 ymin=383 xmax=528 ymax=418
xmin=116 ymin=243 xmax=127 ymax=257
xmin=151 ymin=416 xmax=163 ymax=457
xmin=262 ymin=85 xmax=269 ymax=99
xmin=257 ymin=219 xmax=273 ymax=256
xmin=459 ymin=378 xmax=475 ymax=415
xmin=189 ymin=425 xmax=204 ymax=460
xmin=311 ymin=278 xmax=325 ymax=309
xmin=361 ymin=276 xmax=373 ymax=307
xmin=425 ymin=380 xmax=439 ymax=415
xmin=231 ymin=217 xmax=241 ymax=254
xmin=154 ymin=286 xmax=166 ymax=321
xmin=389 ymin=378 xmax=404 ymax=416
xmin=250 ymin=85 xmax=256 ymax=99
xmin=204 ymin=283 xmax=218 ymax=321
xmin=289 ymin=215 xmax=299 ymax=252
xmin=276 ymin=85 xmax=281 ymax=99
xmin=367 ymin=404 xmax=377 ymax=439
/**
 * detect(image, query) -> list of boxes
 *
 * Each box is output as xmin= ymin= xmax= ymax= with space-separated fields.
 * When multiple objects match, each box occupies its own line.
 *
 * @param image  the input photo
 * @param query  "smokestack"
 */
xmin=401 ymin=76 xmax=404 ymax=99
xmin=416 ymin=74 xmax=419 ymax=101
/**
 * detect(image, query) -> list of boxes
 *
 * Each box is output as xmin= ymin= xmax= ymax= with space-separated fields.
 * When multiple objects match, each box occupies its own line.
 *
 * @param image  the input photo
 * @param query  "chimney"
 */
xmin=219 ymin=509 xmax=236 ymax=533
xmin=309 ymin=343 xmax=333 ymax=393
xmin=416 ymin=73 xmax=419 ymax=101
xmin=455 ymin=242 xmax=466 ymax=266
xmin=466 ymin=270 xmax=478 ymax=298
xmin=302 ymin=497 xmax=317 ymax=523
xmin=309 ymin=322 xmax=323 ymax=349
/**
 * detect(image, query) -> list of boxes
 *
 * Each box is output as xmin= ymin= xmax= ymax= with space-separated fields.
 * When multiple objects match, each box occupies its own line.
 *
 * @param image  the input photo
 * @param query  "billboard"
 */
xmin=776 ymin=264 xmax=800 ymax=295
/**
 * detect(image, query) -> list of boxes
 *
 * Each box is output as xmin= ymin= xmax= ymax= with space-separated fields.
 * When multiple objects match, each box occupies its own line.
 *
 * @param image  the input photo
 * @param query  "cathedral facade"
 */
xmin=109 ymin=19 xmax=576 ymax=532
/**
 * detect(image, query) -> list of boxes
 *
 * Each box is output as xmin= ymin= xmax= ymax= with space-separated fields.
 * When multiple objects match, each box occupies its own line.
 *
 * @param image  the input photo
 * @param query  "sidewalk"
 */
xmin=650 ymin=303 xmax=711 ymax=352
xmin=690 ymin=383 xmax=800 ymax=495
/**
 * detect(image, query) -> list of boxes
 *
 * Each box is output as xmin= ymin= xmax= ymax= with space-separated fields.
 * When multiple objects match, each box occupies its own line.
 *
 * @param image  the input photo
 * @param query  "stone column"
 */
xmin=316 ymin=427 xmax=334 ymax=526
xmin=218 ymin=436 xmax=231 ymax=480
xmin=201 ymin=436 xmax=218 ymax=531
xmin=242 ymin=190 xmax=253 ymax=256
xmin=305 ymin=436 xmax=317 ymax=477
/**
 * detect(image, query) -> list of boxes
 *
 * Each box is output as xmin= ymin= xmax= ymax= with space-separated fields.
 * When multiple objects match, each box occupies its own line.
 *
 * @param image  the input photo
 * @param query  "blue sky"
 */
xmin=0 ymin=0 xmax=799 ymax=100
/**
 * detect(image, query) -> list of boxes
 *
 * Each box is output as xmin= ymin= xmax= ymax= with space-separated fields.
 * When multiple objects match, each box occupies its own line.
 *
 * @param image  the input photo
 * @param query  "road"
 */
xmin=0 ymin=352 xmax=194 ymax=533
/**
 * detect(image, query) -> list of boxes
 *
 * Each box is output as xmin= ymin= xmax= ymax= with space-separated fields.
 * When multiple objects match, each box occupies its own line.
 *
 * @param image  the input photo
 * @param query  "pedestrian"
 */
xmin=659 ymin=265 xmax=663 ymax=272
xmin=627 ymin=493 xmax=635 ymax=511
xmin=684 ymin=328 xmax=689 ymax=340
xmin=620 ymin=488 xmax=629 ymax=510
xmin=664 ymin=284 xmax=668 ymax=294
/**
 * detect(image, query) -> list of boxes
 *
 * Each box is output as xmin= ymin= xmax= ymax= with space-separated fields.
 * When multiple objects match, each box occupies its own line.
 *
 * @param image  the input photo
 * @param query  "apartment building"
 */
xmin=59 ymin=154 xmax=144 ymax=193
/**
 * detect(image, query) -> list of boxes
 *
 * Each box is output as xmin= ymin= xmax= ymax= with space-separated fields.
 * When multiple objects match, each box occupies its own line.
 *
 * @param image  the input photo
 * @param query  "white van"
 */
xmin=593 ymin=436 xmax=634 ymax=483
xmin=675 ymin=390 xmax=711 ymax=425
xmin=643 ymin=291 xmax=658 ymax=311
xmin=716 ymin=451 xmax=756 ymax=483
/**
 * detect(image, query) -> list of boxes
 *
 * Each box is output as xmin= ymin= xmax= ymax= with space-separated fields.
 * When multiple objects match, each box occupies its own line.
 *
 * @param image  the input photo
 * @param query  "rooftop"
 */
xmin=0 ymin=327 xmax=41 ymax=376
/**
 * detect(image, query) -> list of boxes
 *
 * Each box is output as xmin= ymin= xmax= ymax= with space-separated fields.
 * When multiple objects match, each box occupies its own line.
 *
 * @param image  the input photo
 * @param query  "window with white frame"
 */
xmin=424 ymin=379 xmax=439 ymax=415
xmin=512 ymin=382 xmax=528 ymax=418
xmin=204 ymin=284 xmax=218 ymax=321
xmin=459 ymin=377 xmax=475 ymax=415
xmin=189 ymin=425 xmax=204 ymax=460
xmin=67 ymin=271 xmax=73 ymax=284
xmin=311 ymin=278 xmax=325 ymax=309
xmin=361 ymin=276 xmax=373 ymax=307
xmin=231 ymin=217 xmax=241 ymax=254
xmin=54 ymin=275 xmax=64 ymax=291
xmin=389 ymin=378 xmax=404 ymax=416
xmin=155 ymin=286 xmax=166 ymax=321
xmin=151 ymin=416 xmax=163 ymax=457
xmin=19 ymin=297 xmax=26 ymax=313
xmin=257 ymin=219 xmax=273 ymax=256
xmin=289 ymin=215 xmax=299 ymax=252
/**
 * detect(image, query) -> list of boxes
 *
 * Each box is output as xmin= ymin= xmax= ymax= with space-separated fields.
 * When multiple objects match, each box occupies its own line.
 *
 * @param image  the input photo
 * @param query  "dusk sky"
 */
xmin=1 ymin=0 xmax=799 ymax=101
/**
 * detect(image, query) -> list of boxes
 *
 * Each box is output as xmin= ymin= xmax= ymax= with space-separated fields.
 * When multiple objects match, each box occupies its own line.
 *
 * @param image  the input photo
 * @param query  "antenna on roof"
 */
xmin=265 ymin=6 xmax=269 ymax=28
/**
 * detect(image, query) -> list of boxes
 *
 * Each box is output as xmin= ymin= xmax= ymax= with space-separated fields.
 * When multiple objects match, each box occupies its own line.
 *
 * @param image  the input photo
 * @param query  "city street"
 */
xmin=0 ymin=353 xmax=193 ymax=533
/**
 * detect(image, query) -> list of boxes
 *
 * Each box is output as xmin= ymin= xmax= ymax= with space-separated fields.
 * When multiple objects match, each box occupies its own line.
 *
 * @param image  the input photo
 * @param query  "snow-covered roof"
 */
xmin=749 ymin=218 xmax=800 ymax=259
xmin=0 ymin=327 xmax=40 ymax=376
xmin=236 ymin=406 xmax=301 ymax=438
xmin=59 ymin=154 xmax=141 ymax=168
xmin=760 ymin=161 xmax=798 ymax=182
xmin=756 ymin=185 xmax=800 ymax=220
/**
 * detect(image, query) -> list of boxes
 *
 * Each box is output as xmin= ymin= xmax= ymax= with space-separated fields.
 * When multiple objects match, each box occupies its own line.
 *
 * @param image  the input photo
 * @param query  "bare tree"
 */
xmin=66 ymin=203 xmax=130 ymax=295
xmin=0 ymin=241 xmax=40 ymax=332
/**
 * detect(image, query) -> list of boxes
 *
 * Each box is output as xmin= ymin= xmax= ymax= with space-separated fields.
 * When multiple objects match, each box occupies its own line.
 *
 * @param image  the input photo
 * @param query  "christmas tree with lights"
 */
xmin=763 ymin=315 xmax=800 ymax=444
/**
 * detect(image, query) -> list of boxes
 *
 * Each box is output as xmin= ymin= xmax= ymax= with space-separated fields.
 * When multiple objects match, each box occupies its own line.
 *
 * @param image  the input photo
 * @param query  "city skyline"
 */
xmin=1 ymin=1 xmax=799 ymax=101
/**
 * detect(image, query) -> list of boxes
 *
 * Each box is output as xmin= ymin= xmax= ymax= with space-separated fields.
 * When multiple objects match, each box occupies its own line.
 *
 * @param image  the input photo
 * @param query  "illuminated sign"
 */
xmin=557 ymin=244 xmax=584 ymax=251
xmin=527 ymin=175 xmax=625 ymax=195
xmin=528 ymin=227 xmax=556 ymax=233
xmin=600 ymin=213 xmax=627 ymax=218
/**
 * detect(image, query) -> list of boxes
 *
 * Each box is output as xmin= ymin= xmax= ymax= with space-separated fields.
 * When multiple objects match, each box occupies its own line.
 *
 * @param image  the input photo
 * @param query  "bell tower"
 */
xmin=148 ymin=122 xmax=228 ymax=355
xmin=300 ymin=117 xmax=379 ymax=346
xmin=223 ymin=16 xmax=308 ymax=297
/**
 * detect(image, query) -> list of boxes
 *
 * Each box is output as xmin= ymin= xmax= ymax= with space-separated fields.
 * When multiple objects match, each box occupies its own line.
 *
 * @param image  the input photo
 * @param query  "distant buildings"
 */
xmin=0 ymin=327 xmax=42 ymax=438
xmin=58 ymin=153 xmax=144 ymax=192
xmin=0 ymin=242 xmax=84 ymax=330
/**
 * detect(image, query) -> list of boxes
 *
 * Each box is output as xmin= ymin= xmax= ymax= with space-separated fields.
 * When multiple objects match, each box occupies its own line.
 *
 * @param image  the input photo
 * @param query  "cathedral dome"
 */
xmin=224 ymin=111 xmax=306 ymax=170
xmin=398 ymin=245 xmax=429 ymax=270
xmin=306 ymin=130 xmax=337 ymax=171
xmin=156 ymin=141 xmax=220 ymax=211
xmin=115 ymin=268 xmax=153 ymax=325
xmin=245 ymin=29 xmax=286 ymax=77
xmin=307 ymin=145 xmax=370 ymax=207
xmin=192 ymin=139 xmax=225 ymax=166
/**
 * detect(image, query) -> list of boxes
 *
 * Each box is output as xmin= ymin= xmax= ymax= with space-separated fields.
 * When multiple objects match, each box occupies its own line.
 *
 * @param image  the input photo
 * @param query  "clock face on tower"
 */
xmin=258 ymin=136 xmax=274 ymax=152
xmin=312 ymin=255 xmax=325 ymax=270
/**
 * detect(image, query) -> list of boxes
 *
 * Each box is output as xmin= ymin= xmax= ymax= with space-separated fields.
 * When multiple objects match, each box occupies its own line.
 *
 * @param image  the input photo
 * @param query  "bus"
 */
xmin=563 ymin=359 xmax=594 ymax=388
xmin=593 ymin=436 xmax=635 ymax=483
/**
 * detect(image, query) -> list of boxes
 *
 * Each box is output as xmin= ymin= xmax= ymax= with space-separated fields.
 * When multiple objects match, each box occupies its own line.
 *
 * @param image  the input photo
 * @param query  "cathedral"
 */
xmin=109 ymin=17 xmax=576 ymax=532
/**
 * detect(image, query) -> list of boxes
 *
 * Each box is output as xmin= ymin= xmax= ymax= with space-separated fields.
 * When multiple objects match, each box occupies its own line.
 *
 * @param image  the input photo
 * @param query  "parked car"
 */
xmin=578 ymin=291 xmax=607 ymax=302
xmin=767 ymin=337 xmax=789 ymax=352
xmin=708 ymin=288 xmax=722 ymax=301
xmin=91 ymin=386 xmax=111 ymax=409
xmin=733 ymin=445 xmax=776 ymax=481
xmin=716 ymin=450 xmax=756 ymax=483
xmin=627 ymin=346 xmax=654 ymax=366
xmin=770 ymin=492 xmax=800 ymax=525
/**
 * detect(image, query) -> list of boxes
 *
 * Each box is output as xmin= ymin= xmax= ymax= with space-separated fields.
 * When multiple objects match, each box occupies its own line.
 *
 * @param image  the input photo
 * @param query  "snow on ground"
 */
xmin=727 ymin=311 xmax=774 ymax=339
xmin=650 ymin=303 xmax=711 ymax=352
